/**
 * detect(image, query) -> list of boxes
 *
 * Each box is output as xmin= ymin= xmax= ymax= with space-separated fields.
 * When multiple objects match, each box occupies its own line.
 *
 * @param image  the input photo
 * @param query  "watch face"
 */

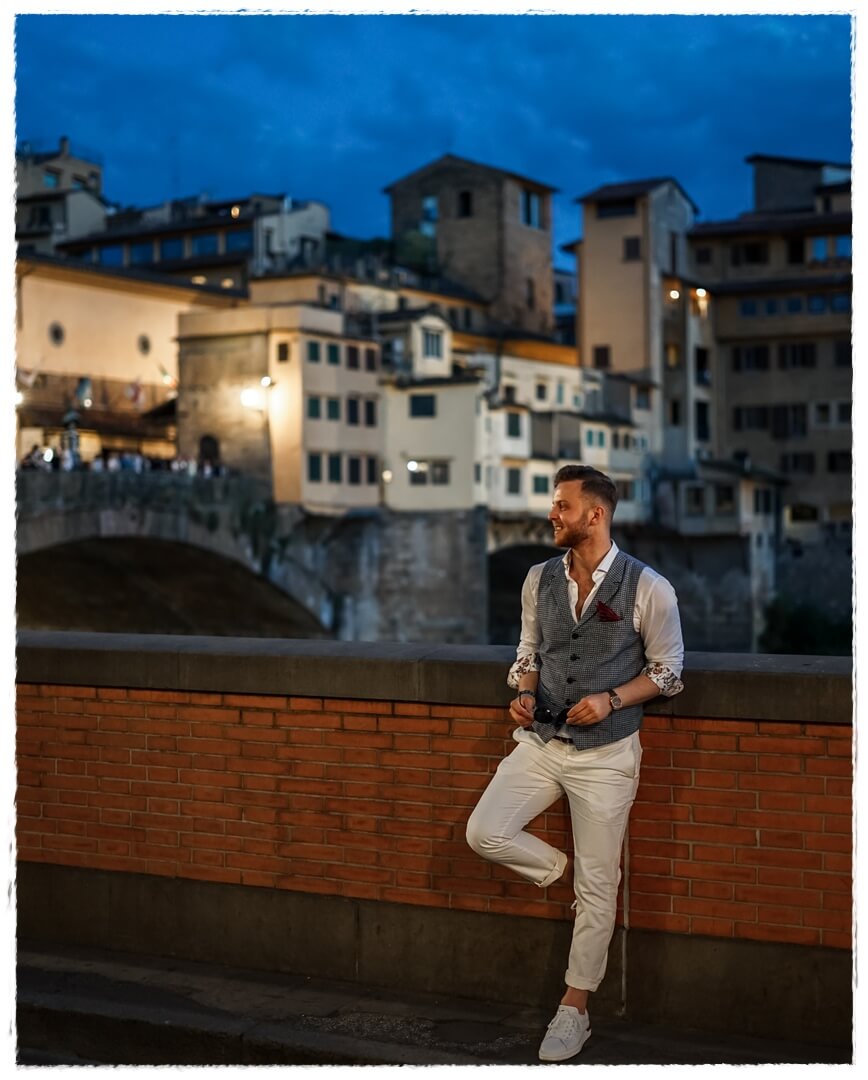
xmin=609 ymin=693 xmax=622 ymax=709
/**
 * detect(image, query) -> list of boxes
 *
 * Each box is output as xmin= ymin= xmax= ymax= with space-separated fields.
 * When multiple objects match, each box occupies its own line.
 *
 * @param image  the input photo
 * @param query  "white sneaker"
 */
xmin=538 ymin=1004 xmax=591 ymax=1062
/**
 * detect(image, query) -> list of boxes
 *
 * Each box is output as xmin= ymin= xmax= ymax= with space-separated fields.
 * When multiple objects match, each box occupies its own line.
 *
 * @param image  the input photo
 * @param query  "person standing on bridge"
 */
xmin=466 ymin=464 xmax=684 ymax=1062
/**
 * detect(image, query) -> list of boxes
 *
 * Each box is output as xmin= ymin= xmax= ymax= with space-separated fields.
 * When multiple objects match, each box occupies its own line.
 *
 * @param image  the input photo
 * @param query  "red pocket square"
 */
xmin=596 ymin=601 xmax=623 ymax=622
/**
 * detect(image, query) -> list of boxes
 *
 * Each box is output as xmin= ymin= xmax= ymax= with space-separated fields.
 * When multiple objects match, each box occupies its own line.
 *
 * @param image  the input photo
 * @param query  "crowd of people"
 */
xmin=18 ymin=444 xmax=228 ymax=477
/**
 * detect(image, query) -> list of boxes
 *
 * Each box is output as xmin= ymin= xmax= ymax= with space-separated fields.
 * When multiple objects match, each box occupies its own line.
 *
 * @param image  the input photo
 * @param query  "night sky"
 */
xmin=14 ymin=12 xmax=852 ymax=265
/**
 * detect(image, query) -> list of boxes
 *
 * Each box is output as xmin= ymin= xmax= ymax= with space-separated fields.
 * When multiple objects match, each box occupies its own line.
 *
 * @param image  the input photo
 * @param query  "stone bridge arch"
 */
xmin=15 ymin=472 xmax=337 ymax=633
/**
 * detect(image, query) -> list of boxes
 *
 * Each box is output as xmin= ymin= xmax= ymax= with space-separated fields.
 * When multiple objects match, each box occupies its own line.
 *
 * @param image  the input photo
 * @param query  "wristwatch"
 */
xmin=607 ymin=690 xmax=622 ymax=713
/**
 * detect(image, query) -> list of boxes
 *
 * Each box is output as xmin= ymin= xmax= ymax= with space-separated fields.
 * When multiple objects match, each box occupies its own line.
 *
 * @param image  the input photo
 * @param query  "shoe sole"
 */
xmin=538 ymin=1028 xmax=591 ymax=1062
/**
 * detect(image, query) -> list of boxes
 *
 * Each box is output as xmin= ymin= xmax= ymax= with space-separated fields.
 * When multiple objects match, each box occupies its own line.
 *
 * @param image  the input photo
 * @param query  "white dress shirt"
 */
xmin=507 ymin=541 xmax=684 ymax=696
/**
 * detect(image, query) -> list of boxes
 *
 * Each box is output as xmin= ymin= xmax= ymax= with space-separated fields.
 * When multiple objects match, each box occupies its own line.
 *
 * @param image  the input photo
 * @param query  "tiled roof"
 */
xmin=576 ymin=177 xmax=699 ymax=213
xmin=383 ymin=153 xmax=557 ymax=194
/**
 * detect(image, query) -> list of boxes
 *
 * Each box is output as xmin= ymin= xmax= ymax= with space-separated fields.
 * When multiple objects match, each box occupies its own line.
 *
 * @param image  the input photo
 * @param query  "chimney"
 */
xmin=59 ymin=135 xmax=70 ymax=156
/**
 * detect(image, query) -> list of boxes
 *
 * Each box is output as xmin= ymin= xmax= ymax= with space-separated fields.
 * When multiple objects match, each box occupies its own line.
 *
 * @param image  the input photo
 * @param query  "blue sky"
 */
xmin=14 ymin=13 xmax=852 ymax=266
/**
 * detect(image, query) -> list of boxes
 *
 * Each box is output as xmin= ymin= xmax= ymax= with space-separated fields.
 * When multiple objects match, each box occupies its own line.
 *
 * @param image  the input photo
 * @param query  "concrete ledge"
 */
xmin=16 ymin=630 xmax=853 ymax=724
xmin=16 ymin=864 xmax=851 ymax=1048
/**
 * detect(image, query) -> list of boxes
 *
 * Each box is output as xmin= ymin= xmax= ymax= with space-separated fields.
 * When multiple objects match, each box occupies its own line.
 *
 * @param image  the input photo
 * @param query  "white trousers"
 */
xmin=466 ymin=728 xmax=642 ymax=991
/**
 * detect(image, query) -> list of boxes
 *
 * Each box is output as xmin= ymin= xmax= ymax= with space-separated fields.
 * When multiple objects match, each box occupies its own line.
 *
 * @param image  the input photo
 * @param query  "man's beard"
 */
xmin=552 ymin=523 xmax=590 ymax=548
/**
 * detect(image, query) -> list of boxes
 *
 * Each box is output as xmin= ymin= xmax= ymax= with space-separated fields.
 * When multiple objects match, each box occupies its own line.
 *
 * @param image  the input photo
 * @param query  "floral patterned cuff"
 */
xmin=507 ymin=653 xmax=541 ymax=689
xmin=643 ymin=663 xmax=684 ymax=697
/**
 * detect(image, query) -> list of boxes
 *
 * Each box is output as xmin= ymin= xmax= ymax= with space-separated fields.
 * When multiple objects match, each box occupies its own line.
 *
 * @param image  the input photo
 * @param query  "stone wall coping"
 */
xmin=15 ymin=632 xmax=853 ymax=726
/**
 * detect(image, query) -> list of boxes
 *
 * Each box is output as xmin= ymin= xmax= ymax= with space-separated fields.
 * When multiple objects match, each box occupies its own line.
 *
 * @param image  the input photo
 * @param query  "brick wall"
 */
xmin=16 ymin=683 xmax=852 ymax=950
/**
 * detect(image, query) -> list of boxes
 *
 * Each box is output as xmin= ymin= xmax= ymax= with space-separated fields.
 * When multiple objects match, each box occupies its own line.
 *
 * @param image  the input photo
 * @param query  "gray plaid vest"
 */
xmin=531 ymin=548 xmax=647 ymax=749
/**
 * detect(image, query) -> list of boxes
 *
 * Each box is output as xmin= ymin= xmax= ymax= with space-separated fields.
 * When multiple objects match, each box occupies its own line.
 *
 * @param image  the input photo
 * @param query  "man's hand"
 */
xmin=565 ymin=693 xmax=612 ymax=726
xmin=509 ymin=694 xmax=536 ymax=729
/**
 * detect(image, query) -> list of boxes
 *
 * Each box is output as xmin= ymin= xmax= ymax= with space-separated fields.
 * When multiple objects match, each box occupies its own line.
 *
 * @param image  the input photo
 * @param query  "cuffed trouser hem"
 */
xmin=564 ymin=974 xmax=602 ymax=992
xmin=538 ymin=849 xmax=568 ymax=888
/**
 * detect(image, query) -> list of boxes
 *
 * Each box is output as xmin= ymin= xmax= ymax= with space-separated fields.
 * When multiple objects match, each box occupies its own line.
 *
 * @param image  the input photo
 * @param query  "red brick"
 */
xmin=325 ymin=699 xmax=393 ymax=715
xmin=394 ymin=703 xmax=430 ymax=717
xmin=673 ymin=860 xmax=756 ymax=884
xmin=44 ymin=685 xmax=97 ymax=699
xmin=736 ymin=848 xmax=822 ymax=870
xmin=690 ymin=880 xmax=734 ymax=901
xmin=803 ymin=909 xmax=851 ymax=932
xmin=738 ymin=810 xmax=825 ymax=832
xmin=275 ymin=711 xmax=341 ymax=730
xmin=673 ymin=788 xmax=756 ymax=809
xmin=674 ymin=823 xmax=757 ymax=846
xmin=806 ymin=758 xmax=851 ymax=777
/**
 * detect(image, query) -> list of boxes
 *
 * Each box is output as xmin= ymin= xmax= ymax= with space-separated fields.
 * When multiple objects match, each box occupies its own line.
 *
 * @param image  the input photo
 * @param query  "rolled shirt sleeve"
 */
xmin=637 ymin=571 xmax=685 ymax=697
xmin=506 ymin=565 xmax=543 ymax=689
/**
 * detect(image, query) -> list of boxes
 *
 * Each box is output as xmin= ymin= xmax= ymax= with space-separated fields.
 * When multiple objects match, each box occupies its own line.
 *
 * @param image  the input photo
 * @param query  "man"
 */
xmin=466 ymin=465 xmax=684 ymax=1062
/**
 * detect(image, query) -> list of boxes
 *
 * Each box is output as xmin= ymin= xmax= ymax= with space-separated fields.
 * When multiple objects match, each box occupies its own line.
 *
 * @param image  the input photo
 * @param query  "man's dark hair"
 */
xmin=553 ymin=465 xmax=618 ymax=517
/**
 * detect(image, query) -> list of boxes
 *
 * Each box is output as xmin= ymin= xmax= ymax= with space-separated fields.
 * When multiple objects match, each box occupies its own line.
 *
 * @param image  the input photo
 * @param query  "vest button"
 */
xmin=571 ymin=631 xmax=579 ymax=639
xmin=566 ymin=677 xmax=575 ymax=684
xmin=570 ymin=654 xmax=578 ymax=661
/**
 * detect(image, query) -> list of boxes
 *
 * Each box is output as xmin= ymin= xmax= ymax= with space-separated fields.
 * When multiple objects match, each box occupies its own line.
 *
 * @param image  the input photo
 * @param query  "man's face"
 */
xmin=548 ymin=481 xmax=596 ymax=548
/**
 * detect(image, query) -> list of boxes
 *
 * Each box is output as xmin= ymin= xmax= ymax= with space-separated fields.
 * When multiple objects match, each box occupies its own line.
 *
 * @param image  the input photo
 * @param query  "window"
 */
xmin=670 ymin=399 xmax=682 ymax=426
xmin=778 ymin=343 xmax=816 ymax=369
xmin=48 ymin=322 xmax=64 ymax=346
xmin=137 ymin=334 xmax=151 ymax=355
xmin=347 ymin=345 xmax=360 ymax=369
xmin=731 ymin=242 xmax=769 ymax=266
xmin=596 ymin=198 xmax=636 ymax=219
xmin=814 ymin=402 xmax=831 ymax=426
xmin=346 ymin=398 xmax=360 ymax=426
xmin=533 ymin=475 xmax=549 ymax=495
xmin=835 ymin=340 xmax=852 ymax=367
xmin=780 ymin=453 xmax=815 ymax=474
xmin=307 ymin=453 xmax=322 ymax=483
xmin=423 ymin=330 xmax=443 ymax=358
xmin=827 ymin=450 xmax=851 ymax=473
xmin=695 ymin=401 xmax=710 ymax=442
xmin=790 ymin=503 xmax=819 ymax=522
xmin=506 ymin=468 xmax=522 ymax=494
xmin=754 ymin=488 xmax=773 ymax=515
xmin=732 ymin=406 xmax=770 ymax=431
xmin=318 ymin=284 xmax=327 ymax=305
xmin=811 ymin=237 xmax=828 ymax=262
xmin=593 ymin=345 xmax=610 ymax=370
xmin=771 ymin=404 xmax=808 ymax=439
xmin=307 ymin=340 xmax=321 ymax=363
xmin=586 ymin=429 xmax=595 ymax=447
xmin=130 ymin=241 xmax=153 ymax=265
xmin=421 ymin=195 xmax=438 ymax=237
xmin=160 ymin=236 xmax=183 ymax=260
xmin=612 ymin=431 xmax=621 ymax=449
xmin=807 ymin=295 xmax=827 ymax=314
xmin=431 ymin=461 xmax=450 ymax=485
xmin=616 ymin=480 xmax=635 ymax=502
xmin=348 ymin=457 xmax=362 ymax=485
xmin=521 ymin=189 xmax=541 ymax=228
xmin=739 ymin=299 xmax=758 ymax=317
xmin=787 ymin=237 xmax=805 ymax=264
xmin=786 ymin=296 xmax=804 ymax=314
xmin=695 ymin=246 xmax=712 ymax=264
xmin=327 ymin=343 xmax=340 ymax=365
xmin=307 ymin=396 xmax=321 ymax=420
xmin=765 ymin=299 xmax=778 ymax=315
xmin=695 ymin=347 xmax=711 ymax=384
xmin=328 ymin=454 xmax=342 ymax=483
xmin=526 ymin=278 xmax=535 ymax=310
xmin=43 ymin=169 xmax=59 ymax=188
xmin=670 ymin=231 xmax=679 ymax=274
xmin=535 ymin=382 xmax=547 ymax=402
xmin=458 ymin=190 xmax=473 ymax=218
xmin=635 ymin=387 xmax=650 ymax=410
xmin=474 ymin=463 xmax=482 ymax=484
xmin=463 ymin=307 xmax=473 ymax=329
xmin=597 ymin=430 xmax=606 ymax=447
xmin=835 ymin=235 xmax=852 ymax=258
xmin=666 ymin=344 xmax=681 ymax=369
xmin=99 ymin=245 xmax=123 ymax=267
xmin=192 ymin=233 xmax=219 ymax=256
xmin=277 ymin=342 xmax=289 ymax=363
xmin=367 ymin=457 xmax=379 ymax=485
xmin=410 ymin=394 xmax=436 ymax=418
xmin=326 ymin=397 xmax=340 ymax=421
xmin=225 ymin=229 xmax=253 ymax=253
xmin=503 ymin=385 xmax=517 ymax=404
xmin=364 ymin=399 xmax=377 ymax=427
xmin=732 ymin=345 xmax=769 ymax=372
xmin=624 ymin=236 xmax=641 ymax=261
xmin=831 ymin=293 xmax=851 ymax=313
xmin=685 ymin=485 xmax=705 ymax=517
xmin=715 ymin=484 xmax=735 ymax=515
xmin=365 ymin=347 xmax=378 ymax=371
xmin=838 ymin=401 xmax=851 ymax=424
xmin=556 ymin=382 xmax=564 ymax=405
xmin=506 ymin=412 xmax=522 ymax=438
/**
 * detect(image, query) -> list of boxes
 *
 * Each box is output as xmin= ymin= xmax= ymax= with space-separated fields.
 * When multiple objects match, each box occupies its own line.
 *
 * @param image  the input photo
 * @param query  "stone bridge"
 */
xmin=14 ymin=472 xmax=490 ymax=643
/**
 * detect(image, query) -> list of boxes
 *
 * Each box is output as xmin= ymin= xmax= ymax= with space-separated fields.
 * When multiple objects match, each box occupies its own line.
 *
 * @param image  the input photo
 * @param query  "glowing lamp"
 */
xmin=241 ymin=388 xmax=265 ymax=410
xmin=669 ymin=289 xmax=680 ymax=300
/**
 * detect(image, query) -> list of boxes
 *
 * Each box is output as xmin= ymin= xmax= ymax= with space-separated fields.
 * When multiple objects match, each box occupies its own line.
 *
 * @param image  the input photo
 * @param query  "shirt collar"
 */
xmin=562 ymin=540 xmax=619 ymax=581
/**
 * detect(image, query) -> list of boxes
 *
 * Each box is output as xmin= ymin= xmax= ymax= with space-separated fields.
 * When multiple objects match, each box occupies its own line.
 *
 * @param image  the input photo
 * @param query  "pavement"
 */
xmin=16 ymin=942 xmax=852 ymax=1067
